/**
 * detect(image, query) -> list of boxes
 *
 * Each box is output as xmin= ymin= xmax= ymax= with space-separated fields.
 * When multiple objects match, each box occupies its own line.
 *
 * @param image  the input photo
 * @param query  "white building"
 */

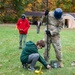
xmin=63 ymin=13 xmax=75 ymax=28
xmin=25 ymin=12 xmax=75 ymax=28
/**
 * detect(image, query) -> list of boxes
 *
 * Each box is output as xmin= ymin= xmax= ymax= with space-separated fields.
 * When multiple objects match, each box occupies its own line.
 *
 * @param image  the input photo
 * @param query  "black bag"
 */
xmin=50 ymin=60 xmax=60 ymax=68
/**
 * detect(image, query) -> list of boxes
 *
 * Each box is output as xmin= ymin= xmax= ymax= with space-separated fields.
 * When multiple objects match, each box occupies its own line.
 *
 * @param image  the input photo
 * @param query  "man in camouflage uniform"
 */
xmin=43 ymin=8 xmax=64 ymax=67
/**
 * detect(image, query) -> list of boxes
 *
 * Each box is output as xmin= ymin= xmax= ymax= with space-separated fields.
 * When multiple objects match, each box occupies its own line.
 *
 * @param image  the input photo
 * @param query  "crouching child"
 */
xmin=20 ymin=40 xmax=51 ymax=71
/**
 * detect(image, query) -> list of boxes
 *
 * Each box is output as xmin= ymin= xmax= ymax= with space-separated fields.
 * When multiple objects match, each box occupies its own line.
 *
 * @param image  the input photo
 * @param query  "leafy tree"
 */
xmin=0 ymin=0 xmax=75 ymax=23
xmin=56 ymin=0 xmax=73 ymax=12
xmin=0 ymin=0 xmax=5 ymax=23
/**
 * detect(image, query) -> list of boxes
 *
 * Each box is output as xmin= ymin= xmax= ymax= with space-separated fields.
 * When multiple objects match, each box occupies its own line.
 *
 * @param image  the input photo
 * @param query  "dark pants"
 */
xmin=36 ymin=26 xmax=40 ymax=34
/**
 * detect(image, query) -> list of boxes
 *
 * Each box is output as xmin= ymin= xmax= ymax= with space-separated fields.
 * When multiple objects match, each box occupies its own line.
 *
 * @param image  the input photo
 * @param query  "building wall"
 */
xmin=63 ymin=14 xmax=75 ymax=28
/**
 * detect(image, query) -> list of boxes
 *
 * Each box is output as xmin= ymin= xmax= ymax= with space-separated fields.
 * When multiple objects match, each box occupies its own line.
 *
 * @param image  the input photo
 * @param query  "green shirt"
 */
xmin=20 ymin=41 xmax=47 ymax=68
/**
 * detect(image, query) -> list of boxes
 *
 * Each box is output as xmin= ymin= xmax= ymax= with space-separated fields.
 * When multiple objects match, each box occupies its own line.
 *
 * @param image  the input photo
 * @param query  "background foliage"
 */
xmin=0 ymin=0 xmax=75 ymax=23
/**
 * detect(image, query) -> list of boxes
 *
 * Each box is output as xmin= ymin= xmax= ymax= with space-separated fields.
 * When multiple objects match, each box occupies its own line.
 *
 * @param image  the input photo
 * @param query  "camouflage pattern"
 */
xmin=43 ymin=11 xmax=64 ymax=62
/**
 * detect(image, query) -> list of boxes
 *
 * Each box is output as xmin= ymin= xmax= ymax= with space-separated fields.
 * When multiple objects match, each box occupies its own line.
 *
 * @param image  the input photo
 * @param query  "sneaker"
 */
xmin=19 ymin=47 xmax=22 ymax=49
xmin=28 ymin=67 xmax=35 ymax=71
xmin=22 ymin=63 xmax=28 ymax=68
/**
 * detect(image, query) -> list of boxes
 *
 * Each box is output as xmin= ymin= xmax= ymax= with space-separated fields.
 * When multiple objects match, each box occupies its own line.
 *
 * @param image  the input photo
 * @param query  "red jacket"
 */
xmin=16 ymin=18 xmax=30 ymax=34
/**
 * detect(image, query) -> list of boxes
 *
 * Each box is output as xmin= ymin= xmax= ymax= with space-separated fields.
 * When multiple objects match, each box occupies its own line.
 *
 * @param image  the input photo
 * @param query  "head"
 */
xmin=36 ymin=40 xmax=45 ymax=49
xmin=21 ymin=14 xmax=26 ymax=20
xmin=54 ymin=8 xmax=63 ymax=19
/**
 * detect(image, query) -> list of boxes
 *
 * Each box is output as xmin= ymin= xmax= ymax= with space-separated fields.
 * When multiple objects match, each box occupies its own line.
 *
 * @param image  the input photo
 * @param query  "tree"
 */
xmin=56 ymin=0 xmax=73 ymax=12
xmin=0 ymin=0 xmax=75 ymax=23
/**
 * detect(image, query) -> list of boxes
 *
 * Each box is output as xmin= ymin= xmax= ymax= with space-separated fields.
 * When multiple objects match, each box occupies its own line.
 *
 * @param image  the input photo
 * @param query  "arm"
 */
xmin=24 ymin=19 xmax=30 ymax=32
xmin=38 ymin=55 xmax=48 ymax=68
xmin=50 ymin=19 xmax=64 ymax=36
xmin=16 ymin=19 xmax=20 ymax=30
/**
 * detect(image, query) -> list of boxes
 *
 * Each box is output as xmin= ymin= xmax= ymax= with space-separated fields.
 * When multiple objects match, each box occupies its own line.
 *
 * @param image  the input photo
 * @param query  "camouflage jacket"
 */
xmin=45 ymin=11 xmax=64 ymax=36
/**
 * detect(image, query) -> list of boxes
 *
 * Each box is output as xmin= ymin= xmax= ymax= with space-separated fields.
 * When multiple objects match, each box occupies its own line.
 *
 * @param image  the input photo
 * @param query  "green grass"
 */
xmin=0 ymin=24 xmax=75 ymax=75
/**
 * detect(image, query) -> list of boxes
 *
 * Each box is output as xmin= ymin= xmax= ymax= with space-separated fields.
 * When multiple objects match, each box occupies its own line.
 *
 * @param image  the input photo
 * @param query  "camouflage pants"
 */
xmin=43 ymin=32 xmax=62 ymax=62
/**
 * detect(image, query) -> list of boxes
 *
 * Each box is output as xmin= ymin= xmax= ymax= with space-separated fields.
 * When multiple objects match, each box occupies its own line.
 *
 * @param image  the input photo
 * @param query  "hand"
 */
xmin=45 ymin=9 xmax=49 ymax=16
xmin=45 ymin=30 xmax=51 ymax=36
xmin=46 ymin=65 xmax=51 ymax=69
xmin=19 ymin=29 xmax=23 ymax=31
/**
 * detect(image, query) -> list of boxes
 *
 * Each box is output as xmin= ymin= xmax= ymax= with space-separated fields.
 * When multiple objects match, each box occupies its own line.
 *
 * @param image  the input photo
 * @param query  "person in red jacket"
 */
xmin=16 ymin=14 xmax=30 ymax=49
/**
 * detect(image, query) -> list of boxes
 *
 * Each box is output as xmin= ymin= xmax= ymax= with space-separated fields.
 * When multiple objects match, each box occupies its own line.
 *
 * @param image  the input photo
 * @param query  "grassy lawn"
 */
xmin=0 ymin=24 xmax=75 ymax=75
